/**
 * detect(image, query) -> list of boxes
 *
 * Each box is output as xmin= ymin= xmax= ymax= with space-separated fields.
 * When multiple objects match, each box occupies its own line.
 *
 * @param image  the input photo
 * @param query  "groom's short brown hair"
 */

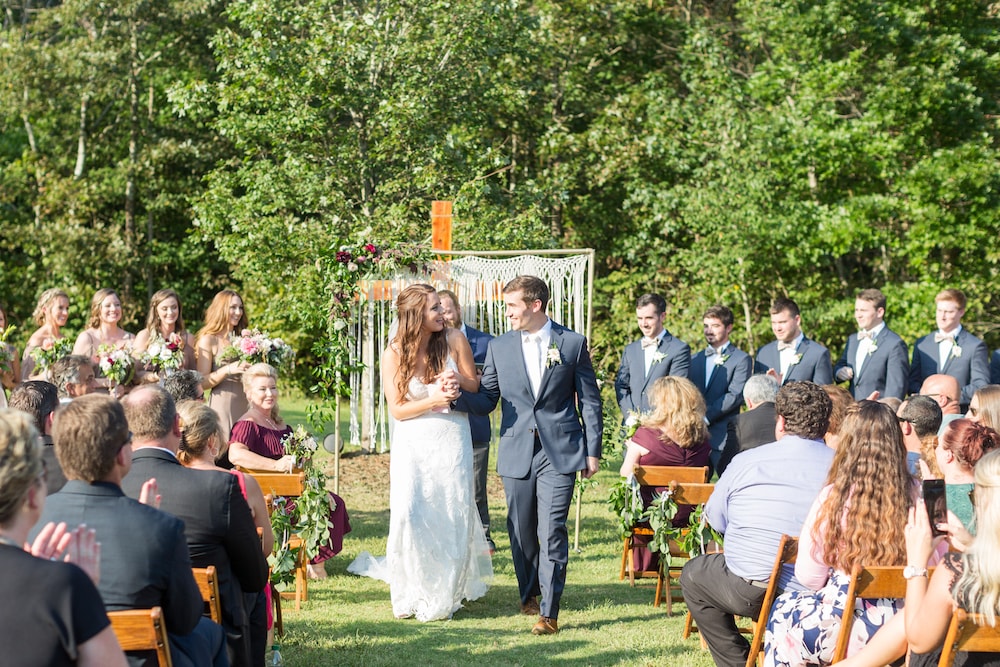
xmin=504 ymin=276 xmax=549 ymax=310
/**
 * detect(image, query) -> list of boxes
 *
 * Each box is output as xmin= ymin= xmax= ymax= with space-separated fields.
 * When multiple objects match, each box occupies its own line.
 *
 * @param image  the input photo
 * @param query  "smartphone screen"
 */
xmin=922 ymin=479 xmax=947 ymax=537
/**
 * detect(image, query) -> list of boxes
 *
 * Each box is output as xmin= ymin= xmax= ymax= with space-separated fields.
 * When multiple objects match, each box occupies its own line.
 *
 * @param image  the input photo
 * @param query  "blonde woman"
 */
xmin=902 ymin=448 xmax=1000 ymax=666
xmin=72 ymin=289 xmax=133 ymax=360
xmin=968 ymin=385 xmax=1000 ymax=431
xmin=196 ymin=290 xmax=250 ymax=437
xmin=619 ymin=376 xmax=711 ymax=573
xmin=21 ymin=288 xmax=69 ymax=380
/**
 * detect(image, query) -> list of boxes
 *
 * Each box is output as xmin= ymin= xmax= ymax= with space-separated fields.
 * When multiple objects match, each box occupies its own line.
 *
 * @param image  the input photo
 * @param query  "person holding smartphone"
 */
xmin=931 ymin=419 xmax=1000 ymax=532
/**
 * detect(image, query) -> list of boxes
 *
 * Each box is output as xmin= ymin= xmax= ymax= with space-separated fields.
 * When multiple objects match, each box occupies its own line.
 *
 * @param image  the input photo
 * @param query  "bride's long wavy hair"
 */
xmin=392 ymin=284 xmax=448 ymax=401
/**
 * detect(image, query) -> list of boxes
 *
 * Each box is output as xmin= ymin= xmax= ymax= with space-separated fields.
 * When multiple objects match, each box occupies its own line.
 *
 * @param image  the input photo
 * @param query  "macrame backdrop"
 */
xmin=345 ymin=250 xmax=594 ymax=453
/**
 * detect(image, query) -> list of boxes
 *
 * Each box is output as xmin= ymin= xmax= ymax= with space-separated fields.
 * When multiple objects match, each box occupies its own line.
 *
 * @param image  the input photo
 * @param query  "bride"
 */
xmin=350 ymin=284 xmax=493 ymax=621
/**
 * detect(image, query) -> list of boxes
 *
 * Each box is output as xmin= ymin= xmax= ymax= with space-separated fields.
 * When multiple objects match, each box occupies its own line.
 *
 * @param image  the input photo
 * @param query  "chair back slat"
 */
xmin=108 ymin=606 xmax=172 ymax=667
xmin=634 ymin=465 xmax=709 ymax=487
xmin=192 ymin=566 xmax=222 ymax=624
xmin=668 ymin=481 xmax=716 ymax=506
xmin=832 ymin=565 xmax=907 ymax=662
xmin=938 ymin=608 xmax=1000 ymax=666
xmin=242 ymin=470 xmax=305 ymax=498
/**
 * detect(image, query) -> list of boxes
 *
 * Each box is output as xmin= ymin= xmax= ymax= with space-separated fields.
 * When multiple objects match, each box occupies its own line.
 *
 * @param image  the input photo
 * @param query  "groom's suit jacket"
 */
xmin=476 ymin=321 xmax=603 ymax=477
xmin=688 ymin=344 xmax=753 ymax=452
xmin=755 ymin=337 xmax=833 ymax=386
xmin=615 ymin=330 xmax=690 ymax=416
xmin=909 ymin=327 xmax=989 ymax=405
xmin=833 ymin=328 xmax=909 ymax=400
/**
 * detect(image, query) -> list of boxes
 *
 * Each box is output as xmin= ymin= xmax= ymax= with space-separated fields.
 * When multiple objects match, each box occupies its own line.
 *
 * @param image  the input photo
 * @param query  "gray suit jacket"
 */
xmin=688 ymin=344 xmax=753 ymax=451
xmin=615 ymin=330 xmax=691 ymax=416
xmin=909 ymin=328 xmax=989 ymax=405
xmin=833 ymin=327 xmax=909 ymax=400
xmin=477 ymin=321 xmax=603 ymax=478
xmin=755 ymin=337 xmax=833 ymax=385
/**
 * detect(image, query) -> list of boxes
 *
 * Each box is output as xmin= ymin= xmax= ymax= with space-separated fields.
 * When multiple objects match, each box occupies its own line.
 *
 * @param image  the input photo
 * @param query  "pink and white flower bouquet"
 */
xmin=220 ymin=329 xmax=294 ymax=367
xmin=96 ymin=344 xmax=135 ymax=387
xmin=141 ymin=332 xmax=185 ymax=373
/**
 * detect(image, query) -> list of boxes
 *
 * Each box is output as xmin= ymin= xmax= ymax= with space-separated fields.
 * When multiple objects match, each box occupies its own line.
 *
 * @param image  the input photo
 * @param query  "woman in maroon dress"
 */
xmin=228 ymin=363 xmax=349 ymax=579
xmin=619 ymin=376 xmax=711 ymax=571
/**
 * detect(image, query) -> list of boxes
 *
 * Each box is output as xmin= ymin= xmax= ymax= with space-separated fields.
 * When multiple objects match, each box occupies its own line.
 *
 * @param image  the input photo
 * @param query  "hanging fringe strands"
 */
xmin=342 ymin=250 xmax=594 ymax=455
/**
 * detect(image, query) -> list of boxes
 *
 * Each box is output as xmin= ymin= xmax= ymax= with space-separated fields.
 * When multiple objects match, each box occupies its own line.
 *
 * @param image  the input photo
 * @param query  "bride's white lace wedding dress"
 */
xmin=348 ymin=359 xmax=493 ymax=621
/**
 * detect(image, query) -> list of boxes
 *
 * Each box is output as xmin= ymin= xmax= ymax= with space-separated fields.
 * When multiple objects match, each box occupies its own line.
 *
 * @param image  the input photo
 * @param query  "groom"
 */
xmin=465 ymin=275 xmax=603 ymax=635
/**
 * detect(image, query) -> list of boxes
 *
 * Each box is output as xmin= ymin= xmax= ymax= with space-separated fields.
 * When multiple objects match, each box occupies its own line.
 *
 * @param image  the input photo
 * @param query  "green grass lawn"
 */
xmin=272 ymin=394 xmax=718 ymax=666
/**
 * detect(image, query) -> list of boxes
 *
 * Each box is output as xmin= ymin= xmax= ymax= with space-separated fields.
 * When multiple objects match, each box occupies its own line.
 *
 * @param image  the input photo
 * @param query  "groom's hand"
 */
xmin=581 ymin=456 xmax=600 ymax=479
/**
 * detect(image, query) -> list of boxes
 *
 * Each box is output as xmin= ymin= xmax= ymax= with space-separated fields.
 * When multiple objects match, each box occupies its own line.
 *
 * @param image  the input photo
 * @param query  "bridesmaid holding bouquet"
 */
xmin=21 ymin=288 xmax=70 ymax=381
xmin=196 ymin=289 xmax=251 ymax=439
xmin=132 ymin=289 xmax=196 ymax=382
xmin=72 ymin=289 xmax=134 ymax=396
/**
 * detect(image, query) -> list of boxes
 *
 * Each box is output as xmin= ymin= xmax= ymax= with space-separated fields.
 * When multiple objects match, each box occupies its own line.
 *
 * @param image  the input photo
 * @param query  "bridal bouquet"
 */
xmin=96 ymin=344 xmax=135 ymax=387
xmin=29 ymin=337 xmax=73 ymax=374
xmin=219 ymin=329 xmax=294 ymax=367
xmin=141 ymin=332 xmax=184 ymax=373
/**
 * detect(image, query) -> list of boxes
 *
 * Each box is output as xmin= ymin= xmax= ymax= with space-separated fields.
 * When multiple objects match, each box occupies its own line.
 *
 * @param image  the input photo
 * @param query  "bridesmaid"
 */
xmin=0 ymin=305 xmax=19 ymax=407
xmin=72 ymin=289 xmax=134 ymax=395
xmin=21 ymin=288 xmax=70 ymax=380
xmin=132 ymin=289 xmax=196 ymax=382
xmin=196 ymin=289 xmax=251 ymax=439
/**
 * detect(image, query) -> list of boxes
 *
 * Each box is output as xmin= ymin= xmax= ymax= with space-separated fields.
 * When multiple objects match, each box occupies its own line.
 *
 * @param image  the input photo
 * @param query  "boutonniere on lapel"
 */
xmin=951 ymin=345 xmax=963 ymax=359
xmin=713 ymin=353 xmax=730 ymax=367
xmin=789 ymin=353 xmax=803 ymax=367
xmin=867 ymin=342 xmax=878 ymax=356
xmin=546 ymin=343 xmax=562 ymax=368
xmin=651 ymin=351 xmax=667 ymax=364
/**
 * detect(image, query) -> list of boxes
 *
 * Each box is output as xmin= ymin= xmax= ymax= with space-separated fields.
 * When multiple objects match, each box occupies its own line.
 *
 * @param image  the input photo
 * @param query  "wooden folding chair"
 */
xmin=745 ymin=534 xmax=799 ymax=667
xmin=831 ymin=564 xmax=908 ymax=662
xmin=938 ymin=607 xmax=1000 ymax=666
xmin=107 ymin=606 xmax=172 ymax=667
xmin=243 ymin=469 xmax=309 ymax=611
xmin=620 ymin=465 xmax=710 ymax=590
xmin=192 ymin=566 xmax=222 ymax=625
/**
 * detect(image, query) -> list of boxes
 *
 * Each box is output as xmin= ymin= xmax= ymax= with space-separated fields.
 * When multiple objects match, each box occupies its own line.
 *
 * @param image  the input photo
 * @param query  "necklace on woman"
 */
xmin=253 ymin=407 xmax=280 ymax=430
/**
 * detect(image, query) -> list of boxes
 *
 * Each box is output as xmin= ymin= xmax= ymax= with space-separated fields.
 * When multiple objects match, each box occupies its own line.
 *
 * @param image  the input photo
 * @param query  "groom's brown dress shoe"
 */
xmin=520 ymin=598 xmax=540 ymax=615
xmin=531 ymin=616 xmax=558 ymax=635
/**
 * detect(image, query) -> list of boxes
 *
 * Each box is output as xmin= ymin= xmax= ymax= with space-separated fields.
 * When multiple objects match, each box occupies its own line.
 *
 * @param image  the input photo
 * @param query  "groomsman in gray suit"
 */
xmin=909 ymin=289 xmax=989 ymax=409
xmin=833 ymin=289 xmax=909 ymax=400
xmin=615 ymin=293 xmax=690 ymax=420
xmin=688 ymin=305 xmax=752 ymax=471
xmin=755 ymin=297 xmax=833 ymax=386
xmin=472 ymin=276 xmax=603 ymax=636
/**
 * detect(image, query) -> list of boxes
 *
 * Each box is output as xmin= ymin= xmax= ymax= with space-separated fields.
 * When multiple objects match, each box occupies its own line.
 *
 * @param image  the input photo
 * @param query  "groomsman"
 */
xmin=615 ymin=293 xmax=690 ymax=419
xmin=755 ymin=297 xmax=833 ymax=386
xmin=688 ymin=305 xmax=752 ymax=470
xmin=833 ymin=289 xmax=909 ymax=400
xmin=438 ymin=288 xmax=496 ymax=553
xmin=908 ymin=289 xmax=989 ymax=409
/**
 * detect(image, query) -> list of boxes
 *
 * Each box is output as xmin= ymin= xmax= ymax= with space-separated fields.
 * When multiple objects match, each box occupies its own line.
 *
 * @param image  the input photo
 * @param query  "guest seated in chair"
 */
xmin=0 ymin=408 xmax=127 ymax=667
xmin=763 ymin=401 xmax=924 ymax=665
xmin=228 ymin=363 xmax=350 ymax=580
xmin=31 ymin=395 xmax=227 ymax=667
xmin=929 ymin=419 xmax=1000 ymax=533
xmin=619 ymin=376 xmax=711 ymax=573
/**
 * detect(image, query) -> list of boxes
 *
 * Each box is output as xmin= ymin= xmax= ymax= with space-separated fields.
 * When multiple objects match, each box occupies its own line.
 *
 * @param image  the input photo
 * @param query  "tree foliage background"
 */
xmin=2 ymin=0 xmax=999 ymax=387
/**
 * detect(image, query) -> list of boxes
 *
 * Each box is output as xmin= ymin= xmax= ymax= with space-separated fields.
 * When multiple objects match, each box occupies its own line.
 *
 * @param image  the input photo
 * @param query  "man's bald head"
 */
xmin=920 ymin=374 xmax=961 ymax=415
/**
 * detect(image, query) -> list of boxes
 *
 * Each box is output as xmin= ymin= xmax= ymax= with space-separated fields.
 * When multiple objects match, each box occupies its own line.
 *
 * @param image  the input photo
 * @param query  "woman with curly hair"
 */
xmin=619 ymin=376 xmax=711 ymax=571
xmin=349 ymin=283 xmax=492 ymax=622
xmin=763 ymin=400 xmax=923 ymax=666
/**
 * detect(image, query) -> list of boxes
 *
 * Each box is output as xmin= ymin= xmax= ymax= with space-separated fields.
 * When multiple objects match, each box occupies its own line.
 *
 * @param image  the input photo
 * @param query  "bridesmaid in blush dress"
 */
xmin=71 ymin=289 xmax=133 ymax=396
xmin=21 ymin=288 xmax=70 ymax=381
xmin=132 ymin=289 xmax=196 ymax=383
xmin=196 ymin=290 xmax=251 ymax=442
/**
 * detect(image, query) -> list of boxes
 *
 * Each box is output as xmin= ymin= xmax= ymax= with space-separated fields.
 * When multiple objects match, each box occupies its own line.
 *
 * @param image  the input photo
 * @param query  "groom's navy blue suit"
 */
xmin=461 ymin=320 xmax=602 ymax=620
